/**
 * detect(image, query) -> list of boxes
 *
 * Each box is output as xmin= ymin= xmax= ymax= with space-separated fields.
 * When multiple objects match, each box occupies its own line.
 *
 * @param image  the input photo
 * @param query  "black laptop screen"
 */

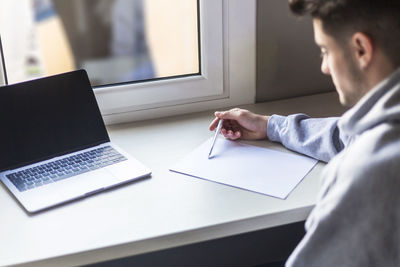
xmin=0 ymin=70 xmax=110 ymax=171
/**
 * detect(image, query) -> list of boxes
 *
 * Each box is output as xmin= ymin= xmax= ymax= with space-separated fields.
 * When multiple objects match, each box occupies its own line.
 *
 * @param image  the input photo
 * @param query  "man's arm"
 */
xmin=210 ymin=109 xmax=348 ymax=162
xmin=267 ymin=114 xmax=347 ymax=162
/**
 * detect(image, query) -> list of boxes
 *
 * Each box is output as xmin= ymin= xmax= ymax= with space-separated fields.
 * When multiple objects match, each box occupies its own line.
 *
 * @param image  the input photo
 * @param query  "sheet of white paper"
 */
xmin=170 ymin=137 xmax=318 ymax=199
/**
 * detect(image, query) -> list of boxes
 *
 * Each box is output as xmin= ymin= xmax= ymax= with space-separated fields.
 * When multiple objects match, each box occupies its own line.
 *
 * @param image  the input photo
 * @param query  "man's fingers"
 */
xmin=209 ymin=117 xmax=220 ymax=131
xmin=212 ymin=108 xmax=247 ymax=139
xmin=215 ymin=109 xmax=244 ymax=121
xmin=210 ymin=115 xmax=238 ymax=131
xmin=221 ymin=128 xmax=241 ymax=140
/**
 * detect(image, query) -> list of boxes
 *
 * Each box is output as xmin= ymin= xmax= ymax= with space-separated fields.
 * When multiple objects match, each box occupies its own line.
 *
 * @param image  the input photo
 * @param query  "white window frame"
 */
xmin=97 ymin=0 xmax=256 ymax=124
xmin=0 ymin=0 xmax=256 ymax=124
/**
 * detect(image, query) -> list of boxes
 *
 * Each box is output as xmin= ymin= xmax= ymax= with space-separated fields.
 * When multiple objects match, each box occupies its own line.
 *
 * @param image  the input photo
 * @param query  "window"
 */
xmin=0 ymin=0 xmax=200 ymax=85
xmin=0 ymin=0 xmax=256 ymax=124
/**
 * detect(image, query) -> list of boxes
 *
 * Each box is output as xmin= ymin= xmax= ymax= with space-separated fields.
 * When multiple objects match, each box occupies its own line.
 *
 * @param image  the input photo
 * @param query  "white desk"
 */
xmin=0 ymin=92 xmax=346 ymax=267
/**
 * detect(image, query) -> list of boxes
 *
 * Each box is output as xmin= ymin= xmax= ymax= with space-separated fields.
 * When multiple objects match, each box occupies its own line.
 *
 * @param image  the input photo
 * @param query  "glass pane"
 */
xmin=0 ymin=0 xmax=199 ymax=87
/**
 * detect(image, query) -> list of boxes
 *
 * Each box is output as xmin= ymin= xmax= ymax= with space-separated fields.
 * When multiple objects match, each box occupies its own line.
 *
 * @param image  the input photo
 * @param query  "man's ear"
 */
xmin=351 ymin=32 xmax=373 ymax=69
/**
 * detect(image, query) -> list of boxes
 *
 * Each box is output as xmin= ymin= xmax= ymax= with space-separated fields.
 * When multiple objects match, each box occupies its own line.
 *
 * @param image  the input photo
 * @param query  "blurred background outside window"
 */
xmin=0 ymin=0 xmax=199 ymax=87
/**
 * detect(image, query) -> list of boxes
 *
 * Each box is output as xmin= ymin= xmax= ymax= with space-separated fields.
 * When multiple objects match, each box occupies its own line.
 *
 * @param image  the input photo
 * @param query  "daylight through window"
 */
xmin=0 ymin=0 xmax=200 ymax=87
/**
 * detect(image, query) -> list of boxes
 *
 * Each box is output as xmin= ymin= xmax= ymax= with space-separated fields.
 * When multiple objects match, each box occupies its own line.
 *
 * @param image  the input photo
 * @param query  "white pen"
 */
xmin=208 ymin=119 xmax=223 ymax=159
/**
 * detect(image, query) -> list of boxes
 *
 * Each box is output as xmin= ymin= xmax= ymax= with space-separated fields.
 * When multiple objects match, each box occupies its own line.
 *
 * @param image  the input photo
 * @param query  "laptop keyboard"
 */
xmin=6 ymin=146 xmax=127 ymax=192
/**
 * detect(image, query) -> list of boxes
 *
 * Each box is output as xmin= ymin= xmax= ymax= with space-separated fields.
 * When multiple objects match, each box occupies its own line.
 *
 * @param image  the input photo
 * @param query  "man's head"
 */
xmin=288 ymin=0 xmax=400 ymax=106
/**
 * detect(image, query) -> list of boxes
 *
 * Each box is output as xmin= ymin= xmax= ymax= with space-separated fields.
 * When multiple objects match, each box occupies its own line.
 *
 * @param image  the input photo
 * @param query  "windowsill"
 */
xmin=0 ymin=92 xmax=345 ymax=267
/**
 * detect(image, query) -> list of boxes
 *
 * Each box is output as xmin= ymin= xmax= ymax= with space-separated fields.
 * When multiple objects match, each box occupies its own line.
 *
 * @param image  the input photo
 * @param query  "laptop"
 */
xmin=0 ymin=70 xmax=151 ymax=213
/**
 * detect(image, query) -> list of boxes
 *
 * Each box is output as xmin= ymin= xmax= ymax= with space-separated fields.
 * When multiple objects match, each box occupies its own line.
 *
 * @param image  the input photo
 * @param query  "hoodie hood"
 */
xmin=338 ymin=67 xmax=400 ymax=137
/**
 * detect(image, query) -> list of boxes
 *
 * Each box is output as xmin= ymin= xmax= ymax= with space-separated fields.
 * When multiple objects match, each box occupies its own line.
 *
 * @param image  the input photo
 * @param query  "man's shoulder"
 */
xmin=339 ymin=122 xmax=400 ymax=181
xmin=352 ymin=122 xmax=400 ymax=157
xmin=315 ymin=122 xmax=400 ymax=220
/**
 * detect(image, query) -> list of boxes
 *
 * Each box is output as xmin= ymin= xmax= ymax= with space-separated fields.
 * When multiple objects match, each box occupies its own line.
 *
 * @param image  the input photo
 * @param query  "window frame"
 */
xmin=0 ymin=0 xmax=256 ymax=124
xmin=98 ymin=0 xmax=256 ymax=124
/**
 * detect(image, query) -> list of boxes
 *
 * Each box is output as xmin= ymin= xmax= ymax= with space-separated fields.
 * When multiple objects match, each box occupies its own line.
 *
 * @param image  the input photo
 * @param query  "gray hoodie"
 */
xmin=267 ymin=68 xmax=400 ymax=267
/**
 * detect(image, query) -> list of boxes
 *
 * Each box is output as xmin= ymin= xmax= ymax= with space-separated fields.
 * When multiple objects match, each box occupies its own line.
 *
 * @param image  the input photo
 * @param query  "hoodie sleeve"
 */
xmin=267 ymin=114 xmax=347 ymax=162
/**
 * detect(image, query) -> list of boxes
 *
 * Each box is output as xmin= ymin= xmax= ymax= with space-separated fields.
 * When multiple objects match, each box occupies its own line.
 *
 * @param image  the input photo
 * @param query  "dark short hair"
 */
xmin=288 ymin=0 xmax=400 ymax=67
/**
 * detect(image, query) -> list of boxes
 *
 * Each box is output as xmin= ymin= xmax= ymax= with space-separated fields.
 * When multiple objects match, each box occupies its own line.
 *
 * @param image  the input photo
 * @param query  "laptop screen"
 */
xmin=0 ymin=70 xmax=110 ymax=171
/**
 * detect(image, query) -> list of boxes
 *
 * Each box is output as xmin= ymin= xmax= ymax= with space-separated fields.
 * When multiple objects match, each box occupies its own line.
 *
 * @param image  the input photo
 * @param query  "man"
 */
xmin=210 ymin=0 xmax=400 ymax=266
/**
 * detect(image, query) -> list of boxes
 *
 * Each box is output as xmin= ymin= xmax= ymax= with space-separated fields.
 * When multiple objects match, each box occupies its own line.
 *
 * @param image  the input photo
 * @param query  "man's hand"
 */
xmin=209 ymin=108 xmax=270 ymax=140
